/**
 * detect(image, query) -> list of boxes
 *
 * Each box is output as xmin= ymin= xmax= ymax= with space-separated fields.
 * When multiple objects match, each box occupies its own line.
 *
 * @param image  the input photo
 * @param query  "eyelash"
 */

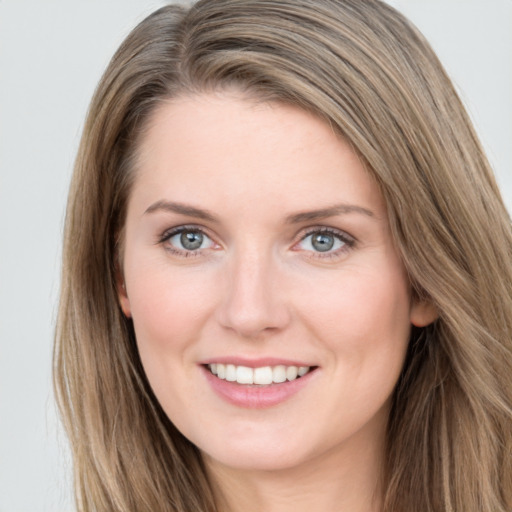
xmin=158 ymin=225 xmax=356 ymax=259
xmin=296 ymin=227 xmax=355 ymax=259
xmin=158 ymin=225 xmax=216 ymax=258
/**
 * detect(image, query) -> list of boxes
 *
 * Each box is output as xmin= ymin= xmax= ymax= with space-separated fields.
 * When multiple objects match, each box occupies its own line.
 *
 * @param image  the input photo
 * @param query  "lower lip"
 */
xmin=201 ymin=366 xmax=317 ymax=409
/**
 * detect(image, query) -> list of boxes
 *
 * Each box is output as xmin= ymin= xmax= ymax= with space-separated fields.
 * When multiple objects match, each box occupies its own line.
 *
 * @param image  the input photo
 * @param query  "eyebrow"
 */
xmin=144 ymin=200 xmax=374 ymax=223
xmin=144 ymin=200 xmax=217 ymax=221
xmin=285 ymin=204 xmax=374 ymax=224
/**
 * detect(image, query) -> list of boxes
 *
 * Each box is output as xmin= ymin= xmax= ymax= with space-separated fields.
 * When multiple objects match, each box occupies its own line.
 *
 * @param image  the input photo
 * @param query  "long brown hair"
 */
xmin=54 ymin=1 xmax=512 ymax=510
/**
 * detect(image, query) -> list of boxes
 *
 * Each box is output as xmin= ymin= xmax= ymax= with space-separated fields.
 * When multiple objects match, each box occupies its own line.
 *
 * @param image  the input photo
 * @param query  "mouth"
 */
xmin=206 ymin=363 xmax=314 ymax=385
xmin=201 ymin=358 xmax=319 ymax=408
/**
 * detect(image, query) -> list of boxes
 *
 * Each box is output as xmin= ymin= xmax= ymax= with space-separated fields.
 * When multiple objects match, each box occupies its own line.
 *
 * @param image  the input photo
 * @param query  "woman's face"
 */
xmin=119 ymin=92 xmax=435 ymax=473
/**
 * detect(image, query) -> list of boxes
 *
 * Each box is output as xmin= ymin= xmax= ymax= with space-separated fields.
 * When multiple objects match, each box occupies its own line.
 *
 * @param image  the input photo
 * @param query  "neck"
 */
xmin=203 ymin=426 xmax=386 ymax=512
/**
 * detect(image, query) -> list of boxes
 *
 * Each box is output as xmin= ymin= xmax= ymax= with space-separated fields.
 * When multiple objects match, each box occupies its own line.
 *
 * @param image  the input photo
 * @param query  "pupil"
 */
xmin=312 ymin=233 xmax=334 ymax=252
xmin=180 ymin=231 xmax=203 ymax=250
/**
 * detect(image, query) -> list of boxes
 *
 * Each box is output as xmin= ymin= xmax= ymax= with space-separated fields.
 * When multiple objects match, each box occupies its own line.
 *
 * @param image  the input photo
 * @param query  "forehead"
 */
xmin=130 ymin=92 xmax=385 ymax=220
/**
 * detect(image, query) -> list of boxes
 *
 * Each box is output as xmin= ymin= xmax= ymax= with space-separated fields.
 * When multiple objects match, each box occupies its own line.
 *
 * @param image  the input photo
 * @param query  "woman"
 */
xmin=54 ymin=0 xmax=512 ymax=511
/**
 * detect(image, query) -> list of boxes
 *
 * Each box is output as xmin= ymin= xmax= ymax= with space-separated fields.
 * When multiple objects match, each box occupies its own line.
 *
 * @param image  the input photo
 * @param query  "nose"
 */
xmin=216 ymin=247 xmax=291 ymax=339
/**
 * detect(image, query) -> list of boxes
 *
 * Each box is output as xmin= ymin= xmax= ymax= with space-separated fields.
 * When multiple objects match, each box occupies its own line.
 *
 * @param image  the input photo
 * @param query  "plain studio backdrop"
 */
xmin=0 ymin=1 xmax=510 ymax=511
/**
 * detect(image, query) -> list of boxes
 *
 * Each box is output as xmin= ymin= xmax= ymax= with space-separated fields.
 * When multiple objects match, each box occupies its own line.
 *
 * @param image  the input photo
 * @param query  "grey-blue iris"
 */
xmin=312 ymin=233 xmax=334 ymax=252
xmin=181 ymin=231 xmax=203 ymax=250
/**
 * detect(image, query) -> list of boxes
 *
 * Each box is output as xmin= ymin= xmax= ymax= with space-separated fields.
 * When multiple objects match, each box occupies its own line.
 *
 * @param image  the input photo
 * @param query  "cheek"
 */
xmin=127 ymin=258 xmax=213 ymax=334
xmin=312 ymin=261 xmax=408 ymax=317
xmin=297 ymin=261 xmax=412 ymax=368
xmin=347 ymin=273 xmax=410 ymax=344
xmin=125 ymin=269 xmax=217 ymax=429
xmin=300 ymin=263 xmax=412 ymax=423
xmin=125 ymin=262 xmax=216 ymax=386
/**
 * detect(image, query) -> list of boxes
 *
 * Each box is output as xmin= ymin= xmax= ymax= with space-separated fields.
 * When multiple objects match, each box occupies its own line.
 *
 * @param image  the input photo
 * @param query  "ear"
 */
xmin=410 ymin=299 xmax=438 ymax=327
xmin=115 ymin=266 xmax=132 ymax=318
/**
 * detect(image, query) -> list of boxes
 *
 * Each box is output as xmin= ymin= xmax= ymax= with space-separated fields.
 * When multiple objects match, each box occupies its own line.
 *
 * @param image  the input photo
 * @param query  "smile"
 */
xmin=208 ymin=363 xmax=311 ymax=385
xmin=202 ymin=361 xmax=318 ymax=408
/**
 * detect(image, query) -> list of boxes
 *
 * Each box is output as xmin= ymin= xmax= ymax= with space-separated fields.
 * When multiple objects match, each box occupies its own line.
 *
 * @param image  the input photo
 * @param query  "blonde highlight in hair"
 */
xmin=54 ymin=1 xmax=512 ymax=510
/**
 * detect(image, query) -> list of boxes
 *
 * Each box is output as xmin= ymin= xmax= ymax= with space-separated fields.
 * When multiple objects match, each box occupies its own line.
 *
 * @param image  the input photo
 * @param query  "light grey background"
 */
xmin=0 ymin=1 xmax=510 ymax=511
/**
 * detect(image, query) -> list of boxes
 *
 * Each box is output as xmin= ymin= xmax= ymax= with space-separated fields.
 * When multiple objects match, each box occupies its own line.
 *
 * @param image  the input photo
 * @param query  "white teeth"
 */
xmin=254 ymin=366 xmax=273 ymax=385
xmin=225 ymin=364 xmax=236 ymax=382
xmin=298 ymin=366 xmax=309 ymax=377
xmin=272 ymin=365 xmax=287 ymax=383
xmin=236 ymin=365 xmax=254 ymax=384
xmin=286 ymin=366 xmax=298 ymax=381
xmin=217 ymin=364 xmax=226 ymax=379
xmin=208 ymin=364 xmax=312 ymax=384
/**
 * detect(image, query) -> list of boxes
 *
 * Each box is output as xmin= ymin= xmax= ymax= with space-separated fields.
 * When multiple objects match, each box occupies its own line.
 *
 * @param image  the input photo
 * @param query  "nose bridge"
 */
xmin=217 ymin=241 xmax=289 ymax=337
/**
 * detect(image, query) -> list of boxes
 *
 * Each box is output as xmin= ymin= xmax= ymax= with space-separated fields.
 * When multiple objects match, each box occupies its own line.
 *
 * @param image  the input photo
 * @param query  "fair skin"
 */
xmin=118 ymin=92 xmax=436 ymax=512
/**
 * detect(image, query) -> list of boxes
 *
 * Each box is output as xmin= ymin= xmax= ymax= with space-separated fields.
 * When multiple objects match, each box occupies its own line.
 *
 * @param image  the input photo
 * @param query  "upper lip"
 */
xmin=199 ymin=357 xmax=316 ymax=368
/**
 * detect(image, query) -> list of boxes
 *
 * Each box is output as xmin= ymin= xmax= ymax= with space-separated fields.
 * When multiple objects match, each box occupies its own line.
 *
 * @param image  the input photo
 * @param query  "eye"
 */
xmin=295 ymin=228 xmax=354 ymax=256
xmin=160 ymin=227 xmax=217 ymax=255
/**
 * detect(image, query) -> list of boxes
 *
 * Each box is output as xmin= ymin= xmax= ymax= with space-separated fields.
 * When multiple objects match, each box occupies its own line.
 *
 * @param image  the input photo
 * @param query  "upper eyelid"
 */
xmin=159 ymin=224 xmax=212 ymax=240
xmin=158 ymin=226 xmax=218 ymax=256
xmin=296 ymin=225 xmax=355 ymax=243
xmin=292 ymin=227 xmax=356 ymax=259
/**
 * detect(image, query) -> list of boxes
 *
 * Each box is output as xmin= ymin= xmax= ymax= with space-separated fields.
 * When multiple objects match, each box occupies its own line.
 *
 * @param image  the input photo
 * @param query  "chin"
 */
xmin=192 ymin=423 xmax=326 ymax=474
xmin=202 ymin=444 xmax=311 ymax=473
